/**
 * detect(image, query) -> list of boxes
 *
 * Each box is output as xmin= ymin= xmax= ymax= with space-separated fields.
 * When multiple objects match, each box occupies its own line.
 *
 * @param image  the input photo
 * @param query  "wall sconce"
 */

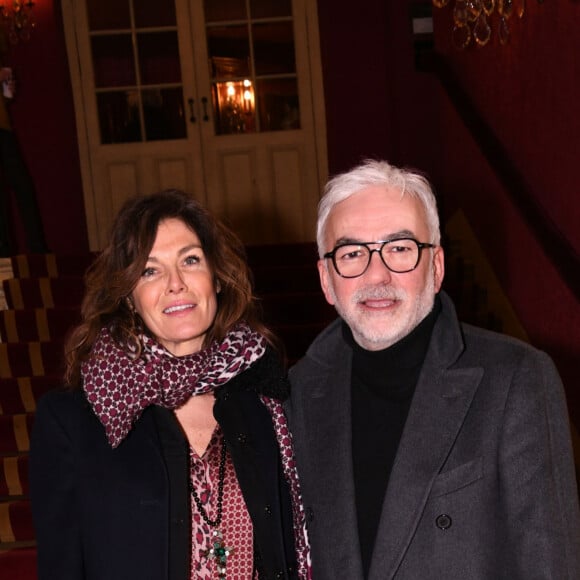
xmin=0 ymin=0 xmax=36 ymax=44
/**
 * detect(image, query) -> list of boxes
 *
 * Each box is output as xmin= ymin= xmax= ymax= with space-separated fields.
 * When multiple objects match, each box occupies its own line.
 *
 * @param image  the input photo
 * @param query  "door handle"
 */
xmin=188 ymin=98 xmax=196 ymax=123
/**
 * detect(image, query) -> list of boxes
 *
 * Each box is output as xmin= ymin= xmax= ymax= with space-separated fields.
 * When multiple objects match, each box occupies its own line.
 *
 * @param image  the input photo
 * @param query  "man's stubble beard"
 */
xmin=328 ymin=264 xmax=436 ymax=351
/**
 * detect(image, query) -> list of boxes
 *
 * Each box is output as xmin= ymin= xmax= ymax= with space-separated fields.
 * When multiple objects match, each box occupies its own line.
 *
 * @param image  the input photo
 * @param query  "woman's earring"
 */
xmin=126 ymin=297 xmax=138 ymax=332
xmin=216 ymin=281 xmax=222 ymax=294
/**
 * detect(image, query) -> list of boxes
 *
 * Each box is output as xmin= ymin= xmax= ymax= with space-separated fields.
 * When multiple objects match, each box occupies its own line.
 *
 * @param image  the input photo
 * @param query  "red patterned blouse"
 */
xmin=189 ymin=429 xmax=256 ymax=579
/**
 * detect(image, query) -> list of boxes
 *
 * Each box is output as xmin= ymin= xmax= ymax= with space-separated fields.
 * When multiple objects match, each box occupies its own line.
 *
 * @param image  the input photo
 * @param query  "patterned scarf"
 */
xmin=81 ymin=321 xmax=265 ymax=448
xmin=81 ymin=321 xmax=311 ymax=579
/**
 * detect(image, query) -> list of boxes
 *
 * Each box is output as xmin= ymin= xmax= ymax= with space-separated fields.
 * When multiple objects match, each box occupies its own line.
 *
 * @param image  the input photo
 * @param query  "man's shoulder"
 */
xmin=437 ymin=292 xmax=548 ymax=365
xmin=457 ymin=321 xmax=553 ymax=371
xmin=460 ymin=321 xmax=536 ymax=351
xmin=290 ymin=318 xmax=345 ymax=375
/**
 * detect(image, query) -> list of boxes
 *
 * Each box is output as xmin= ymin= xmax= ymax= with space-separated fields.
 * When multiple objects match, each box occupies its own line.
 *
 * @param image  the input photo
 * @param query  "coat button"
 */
xmin=275 ymin=571 xmax=284 ymax=579
xmin=237 ymin=433 xmax=248 ymax=444
xmin=435 ymin=514 xmax=452 ymax=530
xmin=264 ymin=504 xmax=272 ymax=516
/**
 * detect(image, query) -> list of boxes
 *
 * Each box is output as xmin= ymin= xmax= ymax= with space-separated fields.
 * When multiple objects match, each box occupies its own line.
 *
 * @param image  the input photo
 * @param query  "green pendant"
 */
xmin=204 ymin=529 xmax=235 ymax=579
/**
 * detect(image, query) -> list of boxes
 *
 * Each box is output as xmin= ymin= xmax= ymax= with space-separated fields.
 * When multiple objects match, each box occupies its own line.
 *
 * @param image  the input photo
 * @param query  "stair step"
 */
xmin=253 ymin=265 xmax=321 ymax=294
xmin=259 ymin=292 xmax=335 ymax=326
xmin=0 ymin=342 xmax=65 ymax=379
xmin=1 ymin=267 xmax=322 ymax=311
xmin=0 ymin=455 xmax=29 ymax=498
xmin=0 ymin=500 xmax=34 ymax=544
xmin=2 ymin=276 xmax=85 ymax=310
xmin=0 ymin=545 xmax=37 ymax=576
xmin=0 ymin=377 xmax=59 ymax=415
xmin=0 ymin=307 xmax=80 ymax=343
xmin=9 ymin=253 xmax=95 ymax=279
xmin=0 ymin=414 xmax=34 ymax=455
xmin=246 ymin=242 xmax=318 ymax=267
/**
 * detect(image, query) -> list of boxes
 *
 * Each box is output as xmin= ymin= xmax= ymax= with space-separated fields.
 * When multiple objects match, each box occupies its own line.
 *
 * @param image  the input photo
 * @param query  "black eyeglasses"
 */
xmin=323 ymin=238 xmax=436 ymax=278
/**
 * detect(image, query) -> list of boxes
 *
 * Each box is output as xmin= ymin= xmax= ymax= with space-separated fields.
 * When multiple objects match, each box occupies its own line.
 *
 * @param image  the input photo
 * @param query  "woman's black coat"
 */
xmin=29 ymin=352 xmax=298 ymax=580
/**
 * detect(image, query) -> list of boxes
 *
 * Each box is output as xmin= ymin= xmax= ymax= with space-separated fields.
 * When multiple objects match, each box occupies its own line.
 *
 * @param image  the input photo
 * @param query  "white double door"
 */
xmin=61 ymin=0 xmax=327 ymax=249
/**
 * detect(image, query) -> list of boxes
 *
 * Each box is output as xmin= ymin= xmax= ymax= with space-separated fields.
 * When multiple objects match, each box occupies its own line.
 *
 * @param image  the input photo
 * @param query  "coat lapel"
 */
xmin=300 ymin=343 xmax=366 ymax=579
xmin=369 ymin=294 xmax=483 ymax=580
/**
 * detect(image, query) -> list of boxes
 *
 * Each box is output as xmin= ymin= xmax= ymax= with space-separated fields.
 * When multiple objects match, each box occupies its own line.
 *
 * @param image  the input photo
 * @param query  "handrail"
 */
xmin=426 ymin=51 xmax=580 ymax=301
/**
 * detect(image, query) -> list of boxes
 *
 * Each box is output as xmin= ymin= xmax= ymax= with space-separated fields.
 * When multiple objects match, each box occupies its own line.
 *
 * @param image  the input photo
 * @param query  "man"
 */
xmin=287 ymin=159 xmax=580 ymax=579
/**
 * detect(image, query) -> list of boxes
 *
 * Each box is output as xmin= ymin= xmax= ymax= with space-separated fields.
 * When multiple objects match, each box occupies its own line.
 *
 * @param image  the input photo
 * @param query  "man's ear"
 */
xmin=433 ymin=246 xmax=445 ymax=292
xmin=317 ymin=259 xmax=336 ymax=306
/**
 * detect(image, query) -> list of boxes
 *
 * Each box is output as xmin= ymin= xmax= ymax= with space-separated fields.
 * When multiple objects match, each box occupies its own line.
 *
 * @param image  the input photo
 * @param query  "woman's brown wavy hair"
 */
xmin=64 ymin=189 xmax=274 ymax=387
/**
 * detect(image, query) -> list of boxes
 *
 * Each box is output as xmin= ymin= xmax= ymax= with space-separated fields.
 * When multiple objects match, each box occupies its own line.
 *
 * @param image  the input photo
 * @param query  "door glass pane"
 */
xmin=250 ymin=0 xmax=292 ymax=19
xmin=87 ymin=0 xmax=130 ymax=31
xmin=134 ymin=0 xmax=176 ymax=28
xmin=138 ymin=31 xmax=181 ymax=85
xmin=256 ymin=78 xmax=300 ymax=131
xmin=253 ymin=22 xmax=295 ymax=75
xmin=143 ymin=88 xmax=187 ymax=140
xmin=207 ymin=26 xmax=250 ymax=78
xmin=97 ymin=91 xmax=141 ymax=144
xmin=205 ymin=3 xmax=300 ymax=134
xmin=212 ymin=80 xmax=256 ymax=134
xmin=92 ymin=35 xmax=136 ymax=88
xmin=204 ymin=0 xmax=246 ymax=23
xmin=89 ymin=0 xmax=185 ymax=144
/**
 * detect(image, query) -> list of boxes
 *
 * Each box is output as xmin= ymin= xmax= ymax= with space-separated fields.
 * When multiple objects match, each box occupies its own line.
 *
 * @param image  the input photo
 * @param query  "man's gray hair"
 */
xmin=316 ymin=159 xmax=441 ymax=257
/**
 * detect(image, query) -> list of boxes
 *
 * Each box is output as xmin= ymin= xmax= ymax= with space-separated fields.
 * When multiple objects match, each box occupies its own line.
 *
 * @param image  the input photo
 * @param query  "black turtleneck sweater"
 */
xmin=349 ymin=296 xmax=441 ymax=578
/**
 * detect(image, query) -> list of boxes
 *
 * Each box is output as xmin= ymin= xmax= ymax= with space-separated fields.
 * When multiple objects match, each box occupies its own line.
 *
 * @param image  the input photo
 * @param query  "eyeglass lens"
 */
xmin=333 ymin=239 xmax=420 ymax=276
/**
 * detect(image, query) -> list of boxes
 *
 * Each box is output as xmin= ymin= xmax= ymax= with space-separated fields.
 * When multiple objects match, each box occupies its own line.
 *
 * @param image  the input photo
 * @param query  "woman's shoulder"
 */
xmin=30 ymin=386 xmax=103 ymax=450
xmin=35 ymin=386 xmax=90 ymax=419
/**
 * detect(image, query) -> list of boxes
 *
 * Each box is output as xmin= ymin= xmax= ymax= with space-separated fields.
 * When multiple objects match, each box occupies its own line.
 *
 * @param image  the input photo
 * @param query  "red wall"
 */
xmin=317 ymin=1 xmax=442 ymax=177
xmin=432 ymin=1 xmax=580 ymax=253
xmin=428 ymin=2 xmax=580 ymax=421
xmin=6 ymin=0 xmax=87 ymax=254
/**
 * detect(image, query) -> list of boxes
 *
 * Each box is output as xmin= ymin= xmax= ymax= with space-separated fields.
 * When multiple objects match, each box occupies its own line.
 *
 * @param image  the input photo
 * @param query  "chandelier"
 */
xmin=0 ymin=0 xmax=35 ymax=44
xmin=432 ymin=0 xmax=529 ymax=49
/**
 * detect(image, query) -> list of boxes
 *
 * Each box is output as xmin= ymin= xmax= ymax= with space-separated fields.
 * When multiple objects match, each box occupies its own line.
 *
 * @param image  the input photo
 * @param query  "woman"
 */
xmin=29 ymin=190 xmax=310 ymax=580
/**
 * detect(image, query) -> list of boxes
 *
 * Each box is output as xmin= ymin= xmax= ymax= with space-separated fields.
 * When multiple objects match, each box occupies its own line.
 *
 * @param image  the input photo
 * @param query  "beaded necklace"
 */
xmin=189 ymin=441 xmax=234 ymax=580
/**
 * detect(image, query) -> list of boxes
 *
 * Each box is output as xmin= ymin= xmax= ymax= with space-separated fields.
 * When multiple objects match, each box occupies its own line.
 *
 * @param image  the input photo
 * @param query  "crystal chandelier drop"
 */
xmin=432 ymin=0 xmax=530 ymax=49
xmin=0 ymin=0 xmax=36 ymax=44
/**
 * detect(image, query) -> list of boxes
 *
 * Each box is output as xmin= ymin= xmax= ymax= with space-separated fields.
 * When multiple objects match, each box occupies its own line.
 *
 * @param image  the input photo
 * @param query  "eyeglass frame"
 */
xmin=323 ymin=237 xmax=436 ymax=278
